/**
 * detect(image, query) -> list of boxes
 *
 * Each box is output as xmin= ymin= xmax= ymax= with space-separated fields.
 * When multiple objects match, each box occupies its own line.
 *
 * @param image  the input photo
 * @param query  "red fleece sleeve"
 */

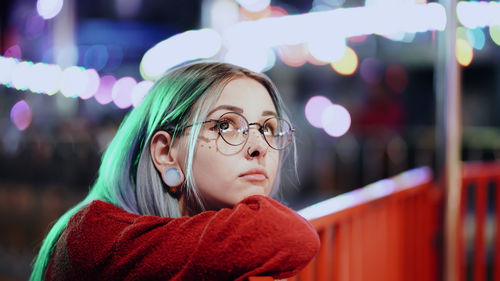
xmin=46 ymin=195 xmax=320 ymax=281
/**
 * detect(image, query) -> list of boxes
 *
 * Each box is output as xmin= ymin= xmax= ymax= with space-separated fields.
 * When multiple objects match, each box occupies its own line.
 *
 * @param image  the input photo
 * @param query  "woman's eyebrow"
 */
xmin=262 ymin=110 xmax=277 ymax=117
xmin=207 ymin=105 xmax=243 ymax=117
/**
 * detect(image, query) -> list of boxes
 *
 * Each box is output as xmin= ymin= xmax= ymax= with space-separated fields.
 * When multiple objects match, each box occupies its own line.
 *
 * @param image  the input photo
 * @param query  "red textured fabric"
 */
xmin=45 ymin=195 xmax=320 ymax=281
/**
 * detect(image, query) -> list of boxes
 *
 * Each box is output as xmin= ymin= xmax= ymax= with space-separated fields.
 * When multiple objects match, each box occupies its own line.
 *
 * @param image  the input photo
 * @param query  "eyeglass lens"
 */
xmin=217 ymin=112 xmax=292 ymax=150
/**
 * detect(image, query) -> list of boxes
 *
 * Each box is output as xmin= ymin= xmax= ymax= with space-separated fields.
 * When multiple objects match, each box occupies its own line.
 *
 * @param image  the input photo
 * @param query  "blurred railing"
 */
xmin=459 ymin=162 xmax=500 ymax=281
xmin=290 ymin=167 xmax=441 ymax=281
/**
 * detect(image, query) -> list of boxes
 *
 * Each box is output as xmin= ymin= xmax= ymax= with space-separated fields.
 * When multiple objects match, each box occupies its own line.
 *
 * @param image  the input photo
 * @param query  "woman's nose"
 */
xmin=244 ymin=128 xmax=267 ymax=159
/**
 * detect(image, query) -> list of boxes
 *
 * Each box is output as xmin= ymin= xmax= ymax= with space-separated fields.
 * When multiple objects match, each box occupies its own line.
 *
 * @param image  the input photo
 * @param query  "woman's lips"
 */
xmin=239 ymin=169 xmax=267 ymax=181
xmin=240 ymin=174 xmax=267 ymax=181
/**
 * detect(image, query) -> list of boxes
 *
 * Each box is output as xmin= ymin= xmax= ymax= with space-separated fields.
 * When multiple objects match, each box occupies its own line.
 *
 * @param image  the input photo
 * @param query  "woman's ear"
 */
xmin=150 ymin=131 xmax=185 ymax=192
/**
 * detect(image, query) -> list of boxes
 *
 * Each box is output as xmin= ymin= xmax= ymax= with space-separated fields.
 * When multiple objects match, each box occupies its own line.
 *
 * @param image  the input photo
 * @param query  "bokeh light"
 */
xmin=360 ymin=57 xmax=383 ymax=84
xmin=224 ymin=47 xmax=274 ymax=72
xmin=114 ymin=0 xmax=142 ymax=18
xmin=82 ymin=45 xmax=109 ymax=71
xmin=94 ymin=75 xmax=116 ymax=105
xmin=489 ymin=25 xmax=500 ymax=46
xmin=60 ymin=66 xmax=88 ymax=97
xmin=140 ymin=28 xmax=222 ymax=80
xmin=467 ymin=28 xmax=485 ymax=50
xmin=131 ymin=80 xmax=154 ymax=107
xmin=80 ymin=69 xmax=100 ymax=100
xmin=40 ymin=64 xmax=62 ymax=95
xmin=4 ymin=45 xmax=22 ymax=60
xmin=321 ymin=104 xmax=351 ymax=137
xmin=37 ymin=0 xmax=64 ymax=20
xmin=277 ymin=44 xmax=308 ymax=67
xmin=307 ymin=35 xmax=346 ymax=63
xmin=10 ymin=100 xmax=33 ymax=131
xmin=305 ymin=96 xmax=333 ymax=128
xmin=236 ymin=0 xmax=271 ymax=12
xmin=456 ymin=38 xmax=473 ymax=67
xmin=29 ymin=63 xmax=53 ymax=94
xmin=0 ymin=56 xmax=18 ymax=86
xmin=112 ymin=76 xmax=136 ymax=109
xmin=330 ymin=47 xmax=358 ymax=76
xmin=24 ymin=13 xmax=46 ymax=39
xmin=11 ymin=61 xmax=34 ymax=91
xmin=385 ymin=64 xmax=409 ymax=93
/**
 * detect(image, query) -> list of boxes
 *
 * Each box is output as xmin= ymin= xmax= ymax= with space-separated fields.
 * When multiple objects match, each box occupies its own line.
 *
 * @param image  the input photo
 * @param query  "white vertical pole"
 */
xmin=436 ymin=1 xmax=462 ymax=281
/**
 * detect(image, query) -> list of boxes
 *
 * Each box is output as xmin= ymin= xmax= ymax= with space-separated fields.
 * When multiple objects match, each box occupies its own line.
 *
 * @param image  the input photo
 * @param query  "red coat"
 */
xmin=45 ymin=195 xmax=320 ymax=280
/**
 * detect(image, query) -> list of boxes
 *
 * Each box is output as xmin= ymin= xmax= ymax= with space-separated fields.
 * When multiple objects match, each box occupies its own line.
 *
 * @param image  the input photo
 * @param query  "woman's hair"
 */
xmin=30 ymin=61 xmax=296 ymax=280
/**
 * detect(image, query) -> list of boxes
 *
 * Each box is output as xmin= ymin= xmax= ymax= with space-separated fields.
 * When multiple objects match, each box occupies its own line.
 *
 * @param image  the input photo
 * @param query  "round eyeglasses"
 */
xmin=187 ymin=112 xmax=295 ymax=150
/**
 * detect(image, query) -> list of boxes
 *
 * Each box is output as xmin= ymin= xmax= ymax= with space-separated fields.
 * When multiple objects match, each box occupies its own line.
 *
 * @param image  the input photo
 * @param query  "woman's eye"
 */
xmin=218 ymin=120 xmax=234 ymax=132
xmin=263 ymin=125 xmax=275 ymax=135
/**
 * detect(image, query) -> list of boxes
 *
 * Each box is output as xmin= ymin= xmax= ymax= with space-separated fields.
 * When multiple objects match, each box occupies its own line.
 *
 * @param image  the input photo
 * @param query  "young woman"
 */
xmin=31 ymin=62 xmax=320 ymax=280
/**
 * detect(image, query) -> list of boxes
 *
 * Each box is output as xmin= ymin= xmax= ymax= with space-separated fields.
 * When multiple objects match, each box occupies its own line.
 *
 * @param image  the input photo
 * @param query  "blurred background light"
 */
xmin=457 ymin=1 xmax=500 ymax=29
xmin=456 ymin=38 xmax=473 ymax=67
xmin=0 ymin=57 xmax=18 ymax=86
xmin=80 ymin=69 xmax=100 ymax=100
xmin=207 ymin=0 xmax=239 ymax=32
xmin=467 ymin=28 xmax=485 ymax=50
xmin=489 ymin=25 xmax=500 ymax=46
xmin=11 ymin=61 xmax=34 ymax=91
xmin=112 ymin=76 xmax=136 ymax=109
xmin=10 ymin=100 xmax=33 ymax=131
xmin=224 ymin=47 xmax=274 ymax=72
xmin=307 ymin=35 xmax=346 ymax=63
xmin=277 ymin=44 xmax=308 ymax=67
xmin=24 ymin=12 xmax=46 ymax=40
xmin=82 ymin=45 xmax=109 ymax=71
xmin=330 ymin=46 xmax=358 ymax=75
xmin=305 ymin=95 xmax=333 ymax=128
xmin=4 ymin=45 xmax=22 ymax=60
xmin=385 ymin=64 xmax=409 ymax=93
xmin=60 ymin=66 xmax=87 ymax=97
xmin=140 ymin=29 xmax=222 ymax=80
xmin=114 ymin=0 xmax=142 ymax=18
xmin=40 ymin=64 xmax=62 ymax=95
xmin=29 ymin=63 xmax=52 ymax=94
xmin=94 ymin=75 xmax=116 ymax=105
xmin=321 ymin=104 xmax=351 ymax=137
xmin=37 ymin=0 xmax=64 ymax=20
xmin=131 ymin=80 xmax=154 ymax=107
xmin=360 ymin=57 xmax=383 ymax=84
xmin=236 ymin=0 xmax=271 ymax=12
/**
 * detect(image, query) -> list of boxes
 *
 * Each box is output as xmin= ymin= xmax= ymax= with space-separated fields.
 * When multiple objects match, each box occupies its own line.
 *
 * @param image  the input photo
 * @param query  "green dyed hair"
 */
xmin=30 ymin=61 xmax=296 ymax=280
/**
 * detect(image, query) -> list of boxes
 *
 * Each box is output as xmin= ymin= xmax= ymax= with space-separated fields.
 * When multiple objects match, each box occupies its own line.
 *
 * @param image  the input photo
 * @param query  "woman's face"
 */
xmin=179 ymin=77 xmax=280 ymax=210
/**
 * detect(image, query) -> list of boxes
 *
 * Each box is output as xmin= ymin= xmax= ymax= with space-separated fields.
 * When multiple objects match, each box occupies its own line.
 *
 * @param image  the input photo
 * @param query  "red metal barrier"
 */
xmin=251 ymin=161 xmax=500 ymax=281
xmin=460 ymin=162 xmax=500 ymax=281
xmin=291 ymin=167 xmax=441 ymax=281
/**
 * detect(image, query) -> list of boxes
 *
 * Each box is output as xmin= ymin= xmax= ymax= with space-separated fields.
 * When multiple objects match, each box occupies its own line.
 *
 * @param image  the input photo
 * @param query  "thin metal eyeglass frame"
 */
xmin=181 ymin=111 xmax=295 ymax=150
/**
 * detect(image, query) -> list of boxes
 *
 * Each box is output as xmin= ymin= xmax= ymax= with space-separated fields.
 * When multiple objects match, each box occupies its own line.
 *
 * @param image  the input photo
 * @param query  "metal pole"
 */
xmin=435 ymin=1 xmax=462 ymax=281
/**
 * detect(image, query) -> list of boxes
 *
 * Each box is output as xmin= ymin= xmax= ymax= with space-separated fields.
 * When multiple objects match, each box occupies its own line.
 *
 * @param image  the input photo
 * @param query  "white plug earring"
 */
xmin=163 ymin=167 xmax=182 ymax=187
